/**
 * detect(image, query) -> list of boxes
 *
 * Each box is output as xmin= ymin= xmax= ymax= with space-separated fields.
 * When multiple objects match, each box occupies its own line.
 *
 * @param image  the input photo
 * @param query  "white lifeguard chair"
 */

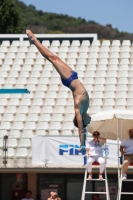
xmin=117 ymin=158 xmax=133 ymax=200
xmin=81 ymin=159 xmax=110 ymax=200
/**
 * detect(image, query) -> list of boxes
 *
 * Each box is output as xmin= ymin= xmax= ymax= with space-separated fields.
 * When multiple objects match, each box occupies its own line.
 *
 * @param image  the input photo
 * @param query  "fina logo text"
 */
xmin=59 ymin=144 xmax=109 ymax=156
xmin=59 ymin=144 xmax=85 ymax=155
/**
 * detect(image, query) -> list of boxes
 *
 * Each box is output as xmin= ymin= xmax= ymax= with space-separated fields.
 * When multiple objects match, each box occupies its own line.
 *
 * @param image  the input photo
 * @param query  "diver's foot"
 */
xmin=26 ymin=30 xmax=36 ymax=43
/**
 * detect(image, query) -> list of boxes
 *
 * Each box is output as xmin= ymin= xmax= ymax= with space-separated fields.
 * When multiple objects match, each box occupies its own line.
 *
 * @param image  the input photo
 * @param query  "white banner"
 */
xmin=32 ymin=136 xmax=119 ymax=166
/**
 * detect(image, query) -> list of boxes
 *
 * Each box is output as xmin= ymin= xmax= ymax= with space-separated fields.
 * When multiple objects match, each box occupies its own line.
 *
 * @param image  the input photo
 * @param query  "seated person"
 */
xmin=21 ymin=190 xmax=34 ymax=200
xmin=120 ymin=129 xmax=133 ymax=180
xmin=86 ymin=131 xmax=106 ymax=180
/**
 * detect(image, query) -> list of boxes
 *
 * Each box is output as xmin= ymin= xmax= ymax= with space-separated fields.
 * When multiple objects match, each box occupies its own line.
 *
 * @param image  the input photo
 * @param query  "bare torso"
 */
xmin=69 ymin=79 xmax=89 ymax=115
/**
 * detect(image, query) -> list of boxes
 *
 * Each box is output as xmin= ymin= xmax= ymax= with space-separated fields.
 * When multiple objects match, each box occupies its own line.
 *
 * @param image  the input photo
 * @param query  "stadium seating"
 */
xmin=0 ymin=38 xmax=133 ymax=167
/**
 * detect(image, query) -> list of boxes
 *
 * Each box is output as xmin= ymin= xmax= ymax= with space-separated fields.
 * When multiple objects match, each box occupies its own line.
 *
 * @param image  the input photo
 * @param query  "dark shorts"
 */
xmin=61 ymin=71 xmax=78 ymax=87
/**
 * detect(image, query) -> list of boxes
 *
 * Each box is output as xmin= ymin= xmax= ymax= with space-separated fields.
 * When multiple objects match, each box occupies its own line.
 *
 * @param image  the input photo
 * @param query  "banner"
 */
xmin=32 ymin=136 xmax=119 ymax=166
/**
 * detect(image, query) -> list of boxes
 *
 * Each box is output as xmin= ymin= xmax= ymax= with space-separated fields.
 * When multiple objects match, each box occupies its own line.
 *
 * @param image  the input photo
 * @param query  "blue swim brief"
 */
xmin=61 ymin=71 xmax=78 ymax=87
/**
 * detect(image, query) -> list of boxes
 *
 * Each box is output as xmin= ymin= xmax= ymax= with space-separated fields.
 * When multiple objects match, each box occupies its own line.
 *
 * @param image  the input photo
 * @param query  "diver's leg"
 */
xmin=26 ymin=30 xmax=73 ymax=79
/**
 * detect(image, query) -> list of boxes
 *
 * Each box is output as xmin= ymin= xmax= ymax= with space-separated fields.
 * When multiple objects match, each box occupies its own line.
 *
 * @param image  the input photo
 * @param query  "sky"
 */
xmin=21 ymin=0 xmax=133 ymax=33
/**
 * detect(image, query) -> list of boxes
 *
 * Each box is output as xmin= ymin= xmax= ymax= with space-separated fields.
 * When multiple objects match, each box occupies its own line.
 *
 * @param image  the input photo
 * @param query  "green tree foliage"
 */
xmin=17 ymin=1 xmax=133 ymax=41
xmin=1 ymin=0 xmax=133 ymax=41
xmin=18 ymin=0 xmax=89 ymax=34
xmin=0 ymin=0 xmax=23 ymax=33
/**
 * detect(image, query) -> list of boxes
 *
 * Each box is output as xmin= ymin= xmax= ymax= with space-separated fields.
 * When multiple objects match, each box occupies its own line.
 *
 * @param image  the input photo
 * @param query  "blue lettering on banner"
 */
xmin=59 ymin=144 xmax=85 ymax=155
xmin=59 ymin=145 xmax=69 ymax=155
xmin=59 ymin=144 xmax=109 ymax=156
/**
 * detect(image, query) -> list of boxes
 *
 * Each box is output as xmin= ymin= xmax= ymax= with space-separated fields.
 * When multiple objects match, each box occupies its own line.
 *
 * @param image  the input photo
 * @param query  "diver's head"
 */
xmin=73 ymin=113 xmax=91 ymax=128
xmin=82 ymin=113 xmax=91 ymax=127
